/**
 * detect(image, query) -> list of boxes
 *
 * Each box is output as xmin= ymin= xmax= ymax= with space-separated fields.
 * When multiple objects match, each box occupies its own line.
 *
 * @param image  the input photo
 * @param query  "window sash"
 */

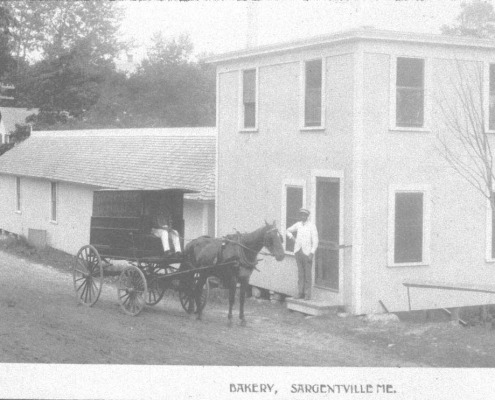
xmin=304 ymin=60 xmax=322 ymax=127
xmin=51 ymin=182 xmax=57 ymax=221
xmin=489 ymin=64 xmax=495 ymax=130
xmin=15 ymin=177 xmax=20 ymax=211
xmin=396 ymin=58 xmax=424 ymax=128
xmin=394 ymin=192 xmax=424 ymax=263
xmin=242 ymin=69 xmax=256 ymax=128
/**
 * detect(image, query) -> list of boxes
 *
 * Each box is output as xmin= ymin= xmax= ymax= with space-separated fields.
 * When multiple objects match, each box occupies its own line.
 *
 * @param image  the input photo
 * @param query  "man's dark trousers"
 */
xmin=295 ymin=249 xmax=311 ymax=299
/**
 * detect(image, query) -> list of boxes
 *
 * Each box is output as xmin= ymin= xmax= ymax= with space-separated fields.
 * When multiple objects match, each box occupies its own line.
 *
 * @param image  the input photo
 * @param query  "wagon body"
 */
xmin=90 ymin=189 xmax=186 ymax=260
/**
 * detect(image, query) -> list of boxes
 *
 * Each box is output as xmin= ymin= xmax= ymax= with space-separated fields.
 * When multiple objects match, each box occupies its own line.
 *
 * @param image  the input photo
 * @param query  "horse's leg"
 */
xmin=195 ymin=274 xmax=207 ymax=321
xmin=239 ymin=277 xmax=247 ymax=326
xmin=228 ymin=275 xmax=237 ymax=325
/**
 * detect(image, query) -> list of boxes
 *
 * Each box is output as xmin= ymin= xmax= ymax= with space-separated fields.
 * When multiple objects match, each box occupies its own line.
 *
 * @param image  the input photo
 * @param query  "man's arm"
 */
xmin=286 ymin=222 xmax=299 ymax=240
xmin=310 ymin=224 xmax=319 ymax=255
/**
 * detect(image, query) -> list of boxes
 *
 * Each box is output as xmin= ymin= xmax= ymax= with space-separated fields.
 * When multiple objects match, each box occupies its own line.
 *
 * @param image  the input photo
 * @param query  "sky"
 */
xmin=118 ymin=0 xmax=465 ymax=60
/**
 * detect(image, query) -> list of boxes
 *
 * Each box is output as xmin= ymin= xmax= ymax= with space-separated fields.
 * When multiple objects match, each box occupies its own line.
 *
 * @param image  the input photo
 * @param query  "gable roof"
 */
xmin=0 ymin=127 xmax=216 ymax=201
xmin=205 ymin=27 xmax=495 ymax=65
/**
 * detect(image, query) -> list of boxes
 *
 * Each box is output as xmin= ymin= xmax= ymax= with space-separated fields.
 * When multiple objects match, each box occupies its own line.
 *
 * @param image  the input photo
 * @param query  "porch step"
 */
xmin=286 ymin=298 xmax=342 ymax=316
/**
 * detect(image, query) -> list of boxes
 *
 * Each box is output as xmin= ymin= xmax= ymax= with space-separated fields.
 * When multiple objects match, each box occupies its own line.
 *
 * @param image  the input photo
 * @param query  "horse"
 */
xmin=181 ymin=221 xmax=285 ymax=325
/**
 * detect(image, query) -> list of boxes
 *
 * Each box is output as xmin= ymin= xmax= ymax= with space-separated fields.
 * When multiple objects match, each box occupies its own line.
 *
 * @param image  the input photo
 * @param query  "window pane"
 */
xmin=51 ymin=182 xmax=57 ymax=221
xmin=396 ymin=88 xmax=424 ymax=127
xmin=492 ymin=206 xmax=495 ymax=259
xmin=305 ymin=60 xmax=322 ymax=127
xmin=490 ymin=65 xmax=495 ymax=130
xmin=396 ymin=58 xmax=424 ymax=128
xmin=244 ymin=103 xmax=256 ymax=128
xmin=397 ymin=58 xmax=424 ymax=88
xmin=243 ymin=70 xmax=256 ymax=103
xmin=394 ymin=192 xmax=423 ymax=263
xmin=243 ymin=69 xmax=256 ymax=128
xmin=286 ymin=187 xmax=303 ymax=252
xmin=16 ymin=177 xmax=20 ymax=211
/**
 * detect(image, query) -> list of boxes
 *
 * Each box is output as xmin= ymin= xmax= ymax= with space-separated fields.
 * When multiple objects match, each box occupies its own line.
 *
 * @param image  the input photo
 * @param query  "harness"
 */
xmin=221 ymin=227 xmax=281 ymax=270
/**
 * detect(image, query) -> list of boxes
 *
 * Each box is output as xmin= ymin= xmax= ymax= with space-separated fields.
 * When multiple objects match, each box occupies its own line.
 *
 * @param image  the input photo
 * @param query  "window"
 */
xmin=15 ymin=177 xmax=20 ymax=212
xmin=396 ymin=57 xmax=424 ymax=128
xmin=489 ymin=64 xmax=495 ymax=131
xmin=388 ymin=187 xmax=430 ymax=266
xmin=50 ymin=182 xmax=57 ymax=222
xmin=285 ymin=186 xmax=303 ymax=252
xmin=304 ymin=59 xmax=322 ymax=127
xmin=242 ymin=69 xmax=256 ymax=129
xmin=394 ymin=193 xmax=423 ymax=263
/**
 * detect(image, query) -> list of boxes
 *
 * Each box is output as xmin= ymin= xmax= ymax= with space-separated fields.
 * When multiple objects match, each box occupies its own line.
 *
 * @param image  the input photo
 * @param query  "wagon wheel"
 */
xmin=143 ymin=263 xmax=174 ymax=306
xmin=73 ymin=245 xmax=103 ymax=307
xmin=117 ymin=265 xmax=148 ymax=316
xmin=179 ymin=272 xmax=210 ymax=314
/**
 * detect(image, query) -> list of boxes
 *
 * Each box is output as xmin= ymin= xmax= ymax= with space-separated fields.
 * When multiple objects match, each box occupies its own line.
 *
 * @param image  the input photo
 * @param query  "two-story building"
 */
xmin=209 ymin=28 xmax=495 ymax=315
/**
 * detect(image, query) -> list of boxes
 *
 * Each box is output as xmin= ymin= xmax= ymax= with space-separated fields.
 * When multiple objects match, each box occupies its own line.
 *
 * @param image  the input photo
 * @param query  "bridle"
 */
xmin=223 ymin=227 xmax=283 ymax=269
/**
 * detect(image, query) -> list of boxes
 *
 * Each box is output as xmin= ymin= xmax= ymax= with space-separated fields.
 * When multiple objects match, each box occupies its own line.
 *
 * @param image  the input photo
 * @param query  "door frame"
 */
xmin=311 ymin=169 xmax=345 ymax=293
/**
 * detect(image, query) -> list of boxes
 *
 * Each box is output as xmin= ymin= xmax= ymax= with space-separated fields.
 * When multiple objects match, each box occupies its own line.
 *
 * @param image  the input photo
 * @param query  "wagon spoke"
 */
xmin=73 ymin=245 xmax=103 ymax=307
xmin=117 ymin=265 xmax=147 ymax=316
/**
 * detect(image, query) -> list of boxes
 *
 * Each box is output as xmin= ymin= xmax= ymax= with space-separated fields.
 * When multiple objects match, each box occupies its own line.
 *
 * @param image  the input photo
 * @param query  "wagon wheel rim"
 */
xmin=117 ymin=265 xmax=148 ymax=316
xmin=73 ymin=245 xmax=103 ymax=307
xmin=143 ymin=263 xmax=170 ymax=306
xmin=179 ymin=272 xmax=210 ymax=314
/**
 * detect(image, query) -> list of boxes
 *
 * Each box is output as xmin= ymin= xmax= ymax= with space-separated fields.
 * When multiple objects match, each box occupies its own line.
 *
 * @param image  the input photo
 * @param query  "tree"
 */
xmin=436 ymin=62 xmax=495 ymax=210
xmin=441 ymin=0 xmax=495 ymax=38
xmin=5 ymin=1 xmax=124 ymax=64
xmin=120 ymin=33 xmax=216 ymax=127
xmin=16 ymin=37 xmax=118 ymax=128
xmin=437 ymin=1 xmax=495 ymax=212
xmin=0 ymin=5 xmax=17 ymax=78
xmin=4 ymin=1 xmax=125 ymax=129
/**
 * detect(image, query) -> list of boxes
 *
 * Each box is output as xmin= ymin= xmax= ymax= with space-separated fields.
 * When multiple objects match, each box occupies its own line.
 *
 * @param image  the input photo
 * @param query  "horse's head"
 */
xmin=263 ymin=221 xmax=285 ymax=261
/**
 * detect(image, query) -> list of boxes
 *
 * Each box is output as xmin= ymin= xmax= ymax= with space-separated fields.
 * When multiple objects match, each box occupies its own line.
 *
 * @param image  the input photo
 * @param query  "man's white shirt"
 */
xmin=286 ymin=221 xmax=319 ymax=255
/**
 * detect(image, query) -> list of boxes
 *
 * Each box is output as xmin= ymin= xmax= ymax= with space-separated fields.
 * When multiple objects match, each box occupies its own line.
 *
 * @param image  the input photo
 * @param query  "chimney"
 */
xmin=246 ymin=2 xmax=259 ymax=48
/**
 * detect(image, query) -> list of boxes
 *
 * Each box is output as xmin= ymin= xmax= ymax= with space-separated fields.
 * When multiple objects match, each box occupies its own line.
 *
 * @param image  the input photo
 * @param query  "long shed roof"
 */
xmin=0 ymin=127 xmax=216 ymax=201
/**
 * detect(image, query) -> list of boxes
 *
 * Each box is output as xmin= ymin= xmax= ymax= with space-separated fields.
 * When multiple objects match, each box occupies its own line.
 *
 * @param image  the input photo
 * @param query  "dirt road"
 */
xmin=0 ymin=250 xmax=422 ymax=366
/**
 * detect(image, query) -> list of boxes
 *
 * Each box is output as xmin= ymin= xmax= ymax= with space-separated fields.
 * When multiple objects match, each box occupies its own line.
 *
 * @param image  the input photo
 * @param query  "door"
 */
xmin=315 ymin=177 xmax=340 ymax=290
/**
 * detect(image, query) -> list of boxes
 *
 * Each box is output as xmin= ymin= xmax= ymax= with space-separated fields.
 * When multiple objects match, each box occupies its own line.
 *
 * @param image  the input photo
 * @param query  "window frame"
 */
xmin=300 ymin=58 xmax=326 ymax=131
xmin=281 ymin=179 xmax=306 ymax=255
xmin=390 ymin=55 xmax=430 ymax=132
xmin=483 ymin=61 xmax=495 ymax=134
xmin=15 ymin=176 xmax=21 ymax=213
xmin=485 ymin=198 xmax=495 ymax=262
xmin=50 ymin=181 xmax=58 ymax=223
xmin=387 ymin=185 xmax=431 ymax=267
xmin=238 ymin=67 xmax=259 ymax=132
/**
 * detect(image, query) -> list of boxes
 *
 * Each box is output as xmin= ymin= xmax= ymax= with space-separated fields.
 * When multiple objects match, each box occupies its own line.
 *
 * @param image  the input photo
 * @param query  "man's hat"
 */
xmin=299 ymin=208 xmax=310 ymax=215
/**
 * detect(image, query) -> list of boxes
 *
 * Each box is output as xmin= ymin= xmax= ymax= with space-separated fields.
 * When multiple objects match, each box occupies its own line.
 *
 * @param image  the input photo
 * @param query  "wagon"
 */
xmin=72 ymin=189 xmax=219 ymax=316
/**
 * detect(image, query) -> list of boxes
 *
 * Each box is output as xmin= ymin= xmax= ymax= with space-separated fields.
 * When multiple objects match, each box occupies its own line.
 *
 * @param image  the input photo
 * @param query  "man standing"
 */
xmin=286 ymin=208 xmax=319 ymax=300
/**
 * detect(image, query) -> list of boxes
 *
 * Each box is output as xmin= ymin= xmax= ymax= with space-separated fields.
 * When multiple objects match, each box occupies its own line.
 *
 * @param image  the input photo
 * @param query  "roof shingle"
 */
xmin=0 ymin=127 xmax=216 ymax=201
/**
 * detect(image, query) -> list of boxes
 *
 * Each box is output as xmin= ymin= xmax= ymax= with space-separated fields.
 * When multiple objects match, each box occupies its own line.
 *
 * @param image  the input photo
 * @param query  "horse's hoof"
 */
xmin=227 ymin=319 xmax=233 ymax=327
xmin=240 ymin=319 xmax=247 ymax=327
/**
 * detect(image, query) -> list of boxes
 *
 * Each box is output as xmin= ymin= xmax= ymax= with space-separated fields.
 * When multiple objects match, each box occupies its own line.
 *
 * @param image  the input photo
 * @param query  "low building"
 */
xmin=0 ymin=128 xmax=215 ymax=255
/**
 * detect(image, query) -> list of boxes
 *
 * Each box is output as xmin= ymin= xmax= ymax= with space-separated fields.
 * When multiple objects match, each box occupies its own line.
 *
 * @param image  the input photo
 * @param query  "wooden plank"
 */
xmin=403 ymin=280 xmax=495 ymax=295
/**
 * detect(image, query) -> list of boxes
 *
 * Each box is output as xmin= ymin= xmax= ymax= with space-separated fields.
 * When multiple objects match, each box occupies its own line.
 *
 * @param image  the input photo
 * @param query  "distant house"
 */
xmin=0 ymin=128 xmax=215 ymax=255
xmin=209 ymin=27 xmax=495 ymax=315
xmin=0 ymin=107 xmax=38 ymax=144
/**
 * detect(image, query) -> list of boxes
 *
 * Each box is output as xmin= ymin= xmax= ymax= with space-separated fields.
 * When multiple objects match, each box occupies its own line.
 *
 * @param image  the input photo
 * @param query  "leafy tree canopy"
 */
xmin=0 ymin=5 xmax=17 ymax=78
xmin=5 ymin=1 xmax=124 ymax=64
xmin=442 ymin=0 xmax=495 ymax=38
